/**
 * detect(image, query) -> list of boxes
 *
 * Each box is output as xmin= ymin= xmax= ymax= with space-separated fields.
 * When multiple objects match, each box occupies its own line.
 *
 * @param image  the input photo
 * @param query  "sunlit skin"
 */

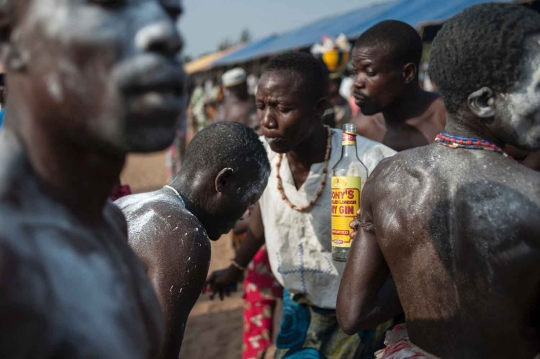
xmin=337 ymin=36 xmax=540 ymax=359
xmin=117 ymin=120 xmax=269 ymax=359
xmin=0 ymin=0 xmax=185 ymax=357
xmin=116 ymin=171 xmax=264 ymax=359
xmin=350 ymin=45 xmax=446 ymax=152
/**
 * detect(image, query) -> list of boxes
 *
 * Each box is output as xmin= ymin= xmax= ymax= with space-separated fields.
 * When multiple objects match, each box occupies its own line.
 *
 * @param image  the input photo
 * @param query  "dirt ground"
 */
xmin=121 ymin=152 xmax=278 ymax=359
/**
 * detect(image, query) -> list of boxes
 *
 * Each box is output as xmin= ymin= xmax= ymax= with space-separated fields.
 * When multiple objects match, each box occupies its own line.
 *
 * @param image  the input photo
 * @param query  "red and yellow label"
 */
xmin=342 ymin=131 xmax=356 ymax=146
xmin=331 ymin=176 xmax=361 ymax=248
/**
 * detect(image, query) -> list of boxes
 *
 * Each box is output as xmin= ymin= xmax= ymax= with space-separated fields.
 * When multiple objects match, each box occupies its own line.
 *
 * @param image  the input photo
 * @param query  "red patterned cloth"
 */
xmin=375 ymin=324 xmax=440 ymax=359
xmin=110 ymin=184 xmax=132 ymax=202
xmin=242 ymin=247 xmax=283 ymax=359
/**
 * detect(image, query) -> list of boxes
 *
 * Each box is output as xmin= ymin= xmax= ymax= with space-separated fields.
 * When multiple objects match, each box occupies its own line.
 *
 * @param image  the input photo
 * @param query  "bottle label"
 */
xmin=331 ymin=176 xmax=361 ymax=248
xmin=342 ymin=131 xmax=356 ymax=146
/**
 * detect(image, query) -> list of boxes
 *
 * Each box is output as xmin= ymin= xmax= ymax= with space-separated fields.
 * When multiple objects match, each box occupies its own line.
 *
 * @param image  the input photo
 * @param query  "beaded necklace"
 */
xmin=434 ymin=132 xmax=510 ymax=158
xmin=163 ymin=185 xmax=186 ymax=207
xmin=276 ymin=125 xmax=332 ymax=212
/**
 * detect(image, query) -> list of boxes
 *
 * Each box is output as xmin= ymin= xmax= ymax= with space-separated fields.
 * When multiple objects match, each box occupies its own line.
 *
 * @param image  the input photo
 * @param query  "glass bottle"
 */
xmin=331 ymin=123 xmax=368 ymax=262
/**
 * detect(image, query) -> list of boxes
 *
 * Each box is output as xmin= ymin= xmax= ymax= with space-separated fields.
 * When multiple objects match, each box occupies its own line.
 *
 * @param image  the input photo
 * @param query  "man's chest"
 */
xmin=384 ymin=118 xmax=442 ymax=151
xmin=4 ymin=225 xmax=163 ymax=358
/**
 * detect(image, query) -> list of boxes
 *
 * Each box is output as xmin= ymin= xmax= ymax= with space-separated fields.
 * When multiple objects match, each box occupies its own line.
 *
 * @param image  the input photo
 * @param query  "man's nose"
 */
xmin=135 ymin=20 xmax=183 ymax=56
xmin=354 ymin=74 xmax=365 ymax=89
xmin=260 ymin=108 xmax=277 ymax=129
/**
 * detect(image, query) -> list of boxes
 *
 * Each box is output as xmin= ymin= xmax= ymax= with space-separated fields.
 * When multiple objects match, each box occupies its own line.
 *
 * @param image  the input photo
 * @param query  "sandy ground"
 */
xmin=121 ymin=152 xmax=278 ymax=359
xmin=181 ymin=236 xmax=280 ymax=359
xmin=120 ymin=152 xmax=170 ymax=194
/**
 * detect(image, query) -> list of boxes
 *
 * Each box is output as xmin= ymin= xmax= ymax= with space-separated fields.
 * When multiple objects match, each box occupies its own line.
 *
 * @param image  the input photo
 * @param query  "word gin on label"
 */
xmin=331 ymin=124 xmax=368 ymax=262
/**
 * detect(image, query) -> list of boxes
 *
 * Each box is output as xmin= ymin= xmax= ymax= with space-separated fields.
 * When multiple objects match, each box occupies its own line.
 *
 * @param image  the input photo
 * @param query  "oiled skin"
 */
xmin=363 ymin=144 xmax=540 ymax=358
xmin=116 ymin=189 xmax=211 ymax=359
xmin=0 ymin=132 xmax=164 ymax=358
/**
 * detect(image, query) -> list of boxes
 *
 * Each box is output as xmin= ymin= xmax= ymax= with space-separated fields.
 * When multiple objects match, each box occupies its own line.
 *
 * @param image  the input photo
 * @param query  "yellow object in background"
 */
xmin=316 ymin=49 xmax=350 ymax=74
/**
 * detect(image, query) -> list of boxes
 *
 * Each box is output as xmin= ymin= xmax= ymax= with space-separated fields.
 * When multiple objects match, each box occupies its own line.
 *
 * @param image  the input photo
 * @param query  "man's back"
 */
xmin=0 ymin=136 xmax=163 ymax=358
xmin=368 ymin=144 xmax=540 ymax=358
xmin=116 ymin=189 xmax=211 ymax=359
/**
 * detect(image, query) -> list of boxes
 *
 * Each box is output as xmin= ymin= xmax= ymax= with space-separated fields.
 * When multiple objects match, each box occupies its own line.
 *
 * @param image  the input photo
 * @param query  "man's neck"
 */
xmin=445 ymin=113 xmax=503 ymax=148
xmin=170 ymin=175 xmax=203 ymax=218
xmin=287 ymin=123 xmax=328 ymax=170
xmin=381 ymin=84 xmax=426 ymax=125
xmin=9 ymin=120 xmax=125 ymax=220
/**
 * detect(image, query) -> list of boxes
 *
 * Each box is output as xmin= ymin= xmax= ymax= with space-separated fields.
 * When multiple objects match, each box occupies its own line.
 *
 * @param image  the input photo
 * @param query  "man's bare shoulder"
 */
xmin=352 ymin=113 xmax=386 ymax=142
xmin=363 ymin=145 xmax=439 ymax=200
xmin=425 ymin=93 xmax=447 ymax=126
xmin=116 ymin=190 xmax=210 ymax=258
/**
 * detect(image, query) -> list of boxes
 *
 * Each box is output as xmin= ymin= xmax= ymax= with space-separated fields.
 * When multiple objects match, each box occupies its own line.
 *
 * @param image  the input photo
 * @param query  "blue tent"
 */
xmin=214 ymin=0 xmax=510 ymax=66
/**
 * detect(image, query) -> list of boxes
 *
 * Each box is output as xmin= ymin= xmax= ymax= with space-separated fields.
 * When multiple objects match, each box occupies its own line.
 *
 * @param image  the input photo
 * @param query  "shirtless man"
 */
xmin=214 ymin=67 xmax=260 ymax=134
xmin=337 ymin=4 xmax=540 ymax=358
xmin=116 ymin=122 xmax=269 ymax=359
xmin=0 ymin=0 xmax=185 ymax=357
xmin=351 ymin=20 xmax=446 ymax=152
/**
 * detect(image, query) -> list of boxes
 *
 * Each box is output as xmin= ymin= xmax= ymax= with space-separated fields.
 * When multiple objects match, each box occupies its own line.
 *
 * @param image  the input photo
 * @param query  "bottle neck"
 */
xmin=342 ymin=143 xmax=357 ymax=157
xmin=341 ymin=131 xmax=357 ymax=157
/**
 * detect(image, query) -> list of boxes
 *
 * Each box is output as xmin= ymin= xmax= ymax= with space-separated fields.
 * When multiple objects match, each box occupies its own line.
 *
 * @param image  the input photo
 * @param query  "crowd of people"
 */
xmin=0 ymin=1 xmax=539 ymax=359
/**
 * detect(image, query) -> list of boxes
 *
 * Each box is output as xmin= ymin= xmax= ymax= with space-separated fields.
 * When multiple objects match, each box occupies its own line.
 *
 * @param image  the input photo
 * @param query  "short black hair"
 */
xmin=263 ymin=52 xmax=329 ymax=103
xmin=355 ymin=20 xmax=423 ymax=68
xmin=179 ymin=121 xmax=269 ymax=182
xmin=430 ymin=3 xmax=540 ymax=114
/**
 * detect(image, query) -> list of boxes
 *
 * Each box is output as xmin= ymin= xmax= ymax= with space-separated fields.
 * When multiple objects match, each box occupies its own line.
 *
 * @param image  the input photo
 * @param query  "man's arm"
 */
xmin=142 ymin=215 xmax=211 ymax=359
xmin=505 ymin=145 xmax=540 ymax=172
xmin=337 ymin=181 xmax=402 ymax=334
xmin=205 ymin=202 xmax=265 ymax=300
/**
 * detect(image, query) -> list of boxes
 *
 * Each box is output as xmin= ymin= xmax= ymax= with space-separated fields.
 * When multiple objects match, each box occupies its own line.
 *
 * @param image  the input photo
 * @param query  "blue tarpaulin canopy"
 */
xmin=214 ymin=0 xmax=510 ymax=67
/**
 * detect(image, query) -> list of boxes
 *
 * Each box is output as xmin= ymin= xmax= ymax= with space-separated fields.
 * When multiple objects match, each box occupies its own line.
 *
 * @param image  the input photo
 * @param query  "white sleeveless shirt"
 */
xmin=259 ymin=129 xmax=396 ymax=309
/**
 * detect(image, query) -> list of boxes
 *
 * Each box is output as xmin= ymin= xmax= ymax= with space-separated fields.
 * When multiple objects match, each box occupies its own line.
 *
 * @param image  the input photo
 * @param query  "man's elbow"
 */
xmin=337 ymin=312 xmax=361 ymax=335
xmin=337 ymin=293 xmax=373 ymax=334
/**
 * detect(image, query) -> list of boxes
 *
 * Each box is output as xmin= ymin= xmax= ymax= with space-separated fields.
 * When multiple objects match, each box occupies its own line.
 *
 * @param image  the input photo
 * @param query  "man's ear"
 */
xmin=467 ymin=87 xmax=495 ymax=118
xmin=0 ymin=8 xmax=26 ymax=72
xmin=402 ymin=63 xmax=417 ymax=85
xmin=315 ymin=97 xmax=328 ymax=117
xmin=215 ymin=168 xmax=235 ymax=194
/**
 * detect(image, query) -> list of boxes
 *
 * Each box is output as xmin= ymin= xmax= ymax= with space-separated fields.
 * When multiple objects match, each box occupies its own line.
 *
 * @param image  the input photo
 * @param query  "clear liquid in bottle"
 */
xmin=331 ymin=124 xmax=368 ymax=262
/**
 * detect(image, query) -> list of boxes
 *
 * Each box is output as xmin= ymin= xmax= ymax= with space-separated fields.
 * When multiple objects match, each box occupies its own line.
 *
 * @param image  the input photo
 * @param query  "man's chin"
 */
xmin=125 ymin=126 xmax=177 ymax=153
xmin=266 ymin=140 xmax=290 ymax=154
xmin=207 ymin=231 xmax=223 ymax=241
xmin=358 ymin=106 xmax=380 ymax=116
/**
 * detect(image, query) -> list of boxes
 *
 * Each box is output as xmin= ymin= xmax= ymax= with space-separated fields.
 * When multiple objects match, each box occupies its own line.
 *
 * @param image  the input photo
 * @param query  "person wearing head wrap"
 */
xmin=214 ymin=67 xmax=259 ymax=134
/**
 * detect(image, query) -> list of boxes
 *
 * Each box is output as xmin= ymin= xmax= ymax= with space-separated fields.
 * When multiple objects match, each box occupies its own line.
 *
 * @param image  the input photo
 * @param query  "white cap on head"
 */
xmin=222 ymin=67 xmax=247 ymax=88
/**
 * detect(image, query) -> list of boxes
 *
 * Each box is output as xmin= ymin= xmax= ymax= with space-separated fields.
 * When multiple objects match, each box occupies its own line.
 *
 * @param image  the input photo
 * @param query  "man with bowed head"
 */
xmin=116 ymin=121 xmax=270 ymax=359
xmin=338 ymin=3 xmax=540 ymax=359
xmin=207 ymin=52 xmax=395 ymax=358
xmin=0 ymin=0 xmax=185 ymax=357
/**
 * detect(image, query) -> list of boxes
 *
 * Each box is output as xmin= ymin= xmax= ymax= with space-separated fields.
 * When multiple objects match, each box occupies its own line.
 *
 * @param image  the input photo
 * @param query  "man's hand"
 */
xmin=205 ymin=265 xmax=243 ymax=300
xmin=349 ymin=209 xmax=362 ymax=239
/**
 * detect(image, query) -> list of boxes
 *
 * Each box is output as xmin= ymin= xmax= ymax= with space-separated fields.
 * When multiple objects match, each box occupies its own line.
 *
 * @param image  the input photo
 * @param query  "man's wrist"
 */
xmin=230 ymin=260 xmax=246 ymax=271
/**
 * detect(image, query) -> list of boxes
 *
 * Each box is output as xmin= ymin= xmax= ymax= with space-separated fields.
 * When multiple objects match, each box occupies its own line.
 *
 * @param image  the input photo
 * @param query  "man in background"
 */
xmin=214 ymin=67 xmax=260 ymax=134
xmin=351 ymin=20 xmax=446 ymax=152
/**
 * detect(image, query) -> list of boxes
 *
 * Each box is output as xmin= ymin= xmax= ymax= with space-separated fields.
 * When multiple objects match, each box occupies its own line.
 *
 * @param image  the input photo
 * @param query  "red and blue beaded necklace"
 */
xmin=434 ymin=132 xmax=510 ymax=158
